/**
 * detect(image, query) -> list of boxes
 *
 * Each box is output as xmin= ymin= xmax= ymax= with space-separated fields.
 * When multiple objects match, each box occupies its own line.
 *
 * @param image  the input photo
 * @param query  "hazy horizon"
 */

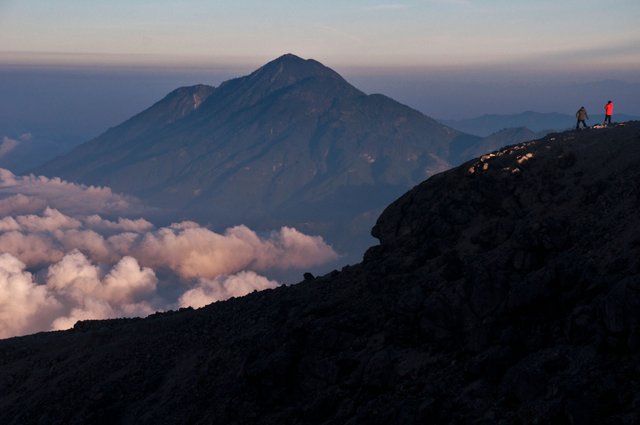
xmin=2 ymin=59 xmax=639 ymax=152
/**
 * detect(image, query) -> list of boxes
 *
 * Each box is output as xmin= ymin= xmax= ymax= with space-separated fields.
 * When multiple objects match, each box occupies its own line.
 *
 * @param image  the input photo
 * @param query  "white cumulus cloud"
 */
xmin=0 ymin=253 xmax=60 ymax=338
xmin=0 ymin=251 xmax=161 ymax=338
xmin=179 ymin=271 xmax=279 ymax=309
xmin=131 ymin=224 xmax=338 ymax=279
xmin=47 ymin=251 xmax=158 ymax=331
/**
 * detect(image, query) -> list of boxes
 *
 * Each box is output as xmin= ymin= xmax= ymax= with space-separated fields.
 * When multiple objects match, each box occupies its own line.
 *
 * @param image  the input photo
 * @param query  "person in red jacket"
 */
xmin=604 ymin=100 xmax=613 ymax=125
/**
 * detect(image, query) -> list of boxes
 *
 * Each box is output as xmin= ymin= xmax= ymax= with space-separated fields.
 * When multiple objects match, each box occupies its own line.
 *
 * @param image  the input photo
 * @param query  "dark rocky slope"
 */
xmin=3 ymin=122 xmax=640 ymax=424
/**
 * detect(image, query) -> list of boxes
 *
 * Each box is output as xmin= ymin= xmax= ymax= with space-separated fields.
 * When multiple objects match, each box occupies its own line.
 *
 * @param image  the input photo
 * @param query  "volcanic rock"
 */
xmin=3 ymin=122 xmax=640 ymax=424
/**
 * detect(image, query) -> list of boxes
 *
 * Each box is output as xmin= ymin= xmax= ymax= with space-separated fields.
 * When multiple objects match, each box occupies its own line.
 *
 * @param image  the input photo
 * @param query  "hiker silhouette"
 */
xmin=576 ymin=106 xmax=589 ymax=129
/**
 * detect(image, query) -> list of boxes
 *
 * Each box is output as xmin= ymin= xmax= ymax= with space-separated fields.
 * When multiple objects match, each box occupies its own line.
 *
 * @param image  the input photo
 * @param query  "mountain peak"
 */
xmin=248 ymin=53 xmax=345 ymax=87
xmin=271 ymin=53 xmax=307 ymax=63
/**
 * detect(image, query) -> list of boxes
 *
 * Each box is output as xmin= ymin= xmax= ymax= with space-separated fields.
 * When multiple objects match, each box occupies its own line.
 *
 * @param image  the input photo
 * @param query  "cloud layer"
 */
xmin=0 ymin=168 xmax=145 ymax=216
xmin=0 ymin=171 xmax=338 ymax=339
xmin=0 ymin=208 xmax=337 ymax=277
xmin=0 ymin=251 xmax=158 ymax=337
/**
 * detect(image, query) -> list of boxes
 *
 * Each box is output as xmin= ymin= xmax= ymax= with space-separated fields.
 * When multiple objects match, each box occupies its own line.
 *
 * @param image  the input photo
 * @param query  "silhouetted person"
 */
xmin=604 ymin=100 xmax=613 ymax=125
xmin=576 ymin=106 xmax=589 ymax=129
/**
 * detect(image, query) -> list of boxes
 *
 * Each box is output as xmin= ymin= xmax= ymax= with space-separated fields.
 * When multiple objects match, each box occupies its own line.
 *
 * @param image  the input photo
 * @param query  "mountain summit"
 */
xmin=36 ymin=54 xmax=478 ymax=257
xmin=228 ymin=53 xmax=346 ymax=93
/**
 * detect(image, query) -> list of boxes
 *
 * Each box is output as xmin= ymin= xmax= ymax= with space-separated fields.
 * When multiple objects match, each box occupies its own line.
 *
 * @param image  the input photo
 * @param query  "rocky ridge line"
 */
xmin=2 ymin=122 xmax=640 ymax=424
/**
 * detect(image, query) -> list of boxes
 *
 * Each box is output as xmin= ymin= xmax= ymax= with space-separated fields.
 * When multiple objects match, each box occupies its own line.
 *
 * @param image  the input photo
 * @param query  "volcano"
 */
xmin=36 ymin=54 xmax=480 ymax=258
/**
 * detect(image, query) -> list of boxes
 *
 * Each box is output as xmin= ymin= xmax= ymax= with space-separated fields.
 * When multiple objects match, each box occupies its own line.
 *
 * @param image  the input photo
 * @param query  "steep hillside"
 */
xmin=36 ymin=84 xmax=216 ymax=174
xmin=4 ymin=122 xmax=640 ymax=424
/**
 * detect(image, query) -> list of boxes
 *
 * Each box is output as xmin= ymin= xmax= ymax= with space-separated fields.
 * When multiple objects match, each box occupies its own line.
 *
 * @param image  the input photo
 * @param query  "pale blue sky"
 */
xmin=1 ymin=0 xmax=639 ymax=73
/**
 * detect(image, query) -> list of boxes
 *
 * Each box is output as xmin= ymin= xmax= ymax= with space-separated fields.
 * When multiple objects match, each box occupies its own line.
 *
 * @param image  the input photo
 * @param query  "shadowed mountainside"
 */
xmin=3 ymin=122 xmax=640 ymax=424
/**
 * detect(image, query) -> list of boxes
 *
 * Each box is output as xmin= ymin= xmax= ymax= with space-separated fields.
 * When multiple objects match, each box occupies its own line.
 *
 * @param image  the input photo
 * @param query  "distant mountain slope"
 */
xmin=4 ymin=122 xmax=640 ymax=424
xmin=37 ymin=84 xmax=216 ymax=173
xmin=0 ymin=133 xmax=74 ymax=174
xmin=36 ymin=54 xmax=480 ymax=256
xmin=443 ymin=111 xmax=640 ymax=136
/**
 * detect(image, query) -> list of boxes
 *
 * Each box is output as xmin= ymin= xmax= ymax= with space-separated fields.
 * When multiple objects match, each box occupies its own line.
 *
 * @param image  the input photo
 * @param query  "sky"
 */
xmin=1 ymin=0 xmax=639 ymax=74
xmin=0 ymin=0 xmax=639 ymax=155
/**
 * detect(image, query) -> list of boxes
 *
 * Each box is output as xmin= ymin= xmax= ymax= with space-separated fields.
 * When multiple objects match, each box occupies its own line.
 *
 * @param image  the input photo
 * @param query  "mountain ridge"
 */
xmin=4 ymin=122 xmax=640 ymax=424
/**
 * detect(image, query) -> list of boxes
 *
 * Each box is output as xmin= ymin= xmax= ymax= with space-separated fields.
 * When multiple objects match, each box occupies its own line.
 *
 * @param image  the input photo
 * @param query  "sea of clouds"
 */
xmin=0 ymin=169 xmax=338 ymax=338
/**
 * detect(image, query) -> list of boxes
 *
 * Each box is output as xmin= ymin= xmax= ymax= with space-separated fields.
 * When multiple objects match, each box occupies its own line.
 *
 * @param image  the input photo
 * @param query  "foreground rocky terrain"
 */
xmin=3 ymin=122 xmax=640 ymax=424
